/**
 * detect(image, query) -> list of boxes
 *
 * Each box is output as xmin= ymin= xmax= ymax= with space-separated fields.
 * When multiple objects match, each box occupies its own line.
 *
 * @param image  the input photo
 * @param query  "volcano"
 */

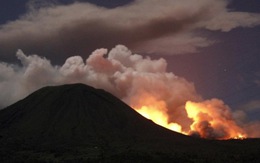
xmin=0 ymin=83 xmax=259 ymax=162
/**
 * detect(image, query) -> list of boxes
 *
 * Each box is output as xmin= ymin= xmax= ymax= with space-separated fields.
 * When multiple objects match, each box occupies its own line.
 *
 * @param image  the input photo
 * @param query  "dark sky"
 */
xmin=0 ymin=0 xmax=134 ymax=24
xmin=0 ymin=0 xmax=259 ymax=122
xmin=166 ymin=27 xmax=260 ymax=121
xmin=165 ymin=0 xmax=260 ymax=121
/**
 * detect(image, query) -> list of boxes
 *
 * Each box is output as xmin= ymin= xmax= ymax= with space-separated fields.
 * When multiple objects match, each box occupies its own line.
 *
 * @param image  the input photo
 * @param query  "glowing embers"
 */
xmin=233 ymin=134 xmax=246 ymax=140
xmin=136 ymin=105 xmax=183 ymax=133
xmin=132 ymin=95 xmax=247 ymax=140
xmin=185 ymin=100 xmax=247 ymax=140
xmin=132 ymin=95 xmax=184 ymax=134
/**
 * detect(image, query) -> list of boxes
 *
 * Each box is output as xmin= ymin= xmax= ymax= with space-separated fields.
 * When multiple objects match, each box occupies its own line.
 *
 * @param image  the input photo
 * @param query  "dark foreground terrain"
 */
xmin=0 ymin=83 xmax=259 ymax=162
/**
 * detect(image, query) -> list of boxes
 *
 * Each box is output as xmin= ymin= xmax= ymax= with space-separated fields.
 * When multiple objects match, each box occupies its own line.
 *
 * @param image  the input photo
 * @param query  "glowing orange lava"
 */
xmin=233 ymin=133 xmax=246 ymax=140
xmin=132 ymin=96 xmax=247 ymax=140
xmin=131 ymin=95 xmax=185 ymax=134
xmin=136 ymin=105 xmax=183 ymax=133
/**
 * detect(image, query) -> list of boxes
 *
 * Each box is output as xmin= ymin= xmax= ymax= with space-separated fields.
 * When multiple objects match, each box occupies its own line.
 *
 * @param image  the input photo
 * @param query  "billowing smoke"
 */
xmin=186 ymin=99 xmax=245 ymax=139
xmin=0 ymin=45 xmax=257 ymax=139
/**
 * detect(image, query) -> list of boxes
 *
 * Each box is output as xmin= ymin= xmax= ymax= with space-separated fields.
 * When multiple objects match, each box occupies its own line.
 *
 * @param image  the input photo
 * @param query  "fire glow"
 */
xmin=133 ymin=97 xmax=247 ymax=140
xmin=0 ymin=45 xmax=252 ymax=139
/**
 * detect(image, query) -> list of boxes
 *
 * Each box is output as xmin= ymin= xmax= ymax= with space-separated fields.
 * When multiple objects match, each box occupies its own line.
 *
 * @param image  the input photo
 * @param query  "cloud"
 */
xmin=0 ymin=45 xmax=257 ymax=139
xmin=26 ymin=0 xmax=59 ymax=11
xmin=0 ymin=45 xmax=199 ymax=107
xmin=254 ymin=72 xmax=260 ymax=87
xmin=0 ymin=46 xmax=201 ymax=134
xmin=134 ymin=33 xmax=214 ymax=55
xmin=0 ymin=0 xmax=259 ymax=62
xmin=239 ymin=100 xmax=260 ymax=112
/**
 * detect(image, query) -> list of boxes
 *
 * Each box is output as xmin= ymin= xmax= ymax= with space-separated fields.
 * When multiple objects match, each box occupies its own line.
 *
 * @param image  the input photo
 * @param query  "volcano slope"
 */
xmin=0 ymin=83 xmax=259 ymax=162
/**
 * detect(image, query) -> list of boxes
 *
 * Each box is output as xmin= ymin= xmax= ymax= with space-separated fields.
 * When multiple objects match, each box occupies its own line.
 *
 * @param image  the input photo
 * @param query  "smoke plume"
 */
xmin=0 ymin=45 xmax=257 ymax=139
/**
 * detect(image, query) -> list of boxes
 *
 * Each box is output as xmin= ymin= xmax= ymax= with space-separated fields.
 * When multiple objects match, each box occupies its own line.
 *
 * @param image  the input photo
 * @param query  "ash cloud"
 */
xmin=0 ymin=45 xmax=200 ymax=111
xmin=0 ymin=0 xmax=260 ymax=62
xmin=0 ymin=45 xmax=258 ymax=139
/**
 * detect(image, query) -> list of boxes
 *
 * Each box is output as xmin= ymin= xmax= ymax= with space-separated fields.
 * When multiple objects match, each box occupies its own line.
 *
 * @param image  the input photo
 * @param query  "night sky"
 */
xmin=0 ymin=0 xmax=259 ymax=130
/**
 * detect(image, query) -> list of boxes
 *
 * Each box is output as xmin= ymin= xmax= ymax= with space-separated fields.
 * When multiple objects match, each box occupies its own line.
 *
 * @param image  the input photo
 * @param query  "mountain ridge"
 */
xmin=0 ymin=83 xmax=259 ymax=162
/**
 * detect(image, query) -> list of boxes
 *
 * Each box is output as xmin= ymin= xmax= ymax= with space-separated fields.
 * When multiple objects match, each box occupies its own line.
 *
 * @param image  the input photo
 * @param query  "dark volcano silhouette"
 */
xmin=0 ymin=83 xmax=259 ymax=162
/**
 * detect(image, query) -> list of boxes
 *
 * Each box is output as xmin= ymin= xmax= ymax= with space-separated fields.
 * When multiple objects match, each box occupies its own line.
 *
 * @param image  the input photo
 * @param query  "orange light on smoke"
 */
xmin=135 ymin=105 xmax=183 ymax=133
xmin=185 ymin=101 xmax=247 ymax=140
xmin=131 ymin=95 xmax=247 ymax=140
xmin=131 ymin=94 xmax=185 ymax=134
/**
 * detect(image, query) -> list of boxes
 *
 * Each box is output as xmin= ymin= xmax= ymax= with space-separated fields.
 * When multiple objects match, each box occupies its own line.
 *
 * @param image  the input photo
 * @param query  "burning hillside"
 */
xmin=131 ymin=95 xmax=246 ymax=140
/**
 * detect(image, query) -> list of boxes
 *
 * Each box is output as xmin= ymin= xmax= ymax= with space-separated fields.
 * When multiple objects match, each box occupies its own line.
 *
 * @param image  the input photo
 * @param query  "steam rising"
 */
xmin=0 ymin=45 xmax=258 ymax=139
